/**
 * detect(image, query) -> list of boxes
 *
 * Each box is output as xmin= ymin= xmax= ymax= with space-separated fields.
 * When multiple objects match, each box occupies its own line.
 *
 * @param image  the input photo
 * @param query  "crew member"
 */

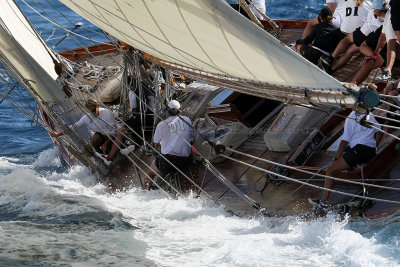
xmin=320 ymin=105 xmax=381 ymax=204
xmin=296 ymin=8 xmax=341 ymax=65
xmin=143 ymin=100 xmax=194 ymax=190
xmin=51 ymin=98 xmax=117 ymax=154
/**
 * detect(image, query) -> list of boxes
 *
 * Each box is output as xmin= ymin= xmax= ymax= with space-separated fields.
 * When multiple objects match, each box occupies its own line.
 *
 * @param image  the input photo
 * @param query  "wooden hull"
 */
xmin=46 ymin=19 xmax=400 ymax=222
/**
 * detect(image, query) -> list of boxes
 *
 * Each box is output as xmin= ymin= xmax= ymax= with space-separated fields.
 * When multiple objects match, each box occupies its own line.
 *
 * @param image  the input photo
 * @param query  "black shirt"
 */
xmin=297 ymin=22 xmax=341 ymax=53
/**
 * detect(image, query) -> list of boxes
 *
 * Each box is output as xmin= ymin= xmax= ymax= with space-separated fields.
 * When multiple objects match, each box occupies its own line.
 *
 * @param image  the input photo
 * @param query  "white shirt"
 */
xmin=383 ymin=9 xmax=397 ymax=40
xmin=249 ymin=0 xmax=266 ymax=20
xmin=360 ymin=9 xmax=383 ymax=36
xmin=327 ymin=0 xmax=345 ymax=28
xmin=340 ymin=0 xmax=369 ymax=34
xmin=153 ymin=115 xmax=194 ymax=157
xmin=129 ymin=91 xmax=137 ymax=110
xmin=71 ymin=107 xmax=117 ymax=135
xmin=342 ymin=111 xmax=380 ymax=149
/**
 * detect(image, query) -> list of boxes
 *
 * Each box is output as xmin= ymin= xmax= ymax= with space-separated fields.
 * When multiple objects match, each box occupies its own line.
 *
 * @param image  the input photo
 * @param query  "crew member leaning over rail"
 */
xmin=143 ymin=100 xmax=194 ymax=190
xmin=320 ymin=105 xmax=382 ymax=204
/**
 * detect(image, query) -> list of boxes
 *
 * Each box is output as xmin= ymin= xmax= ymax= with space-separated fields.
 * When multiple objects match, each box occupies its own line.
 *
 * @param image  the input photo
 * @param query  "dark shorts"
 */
xmin=155 ymin=154 xmax=190 ymax=176
xmin=94 ymin=132 xmax=107 ymax=144
xmin=342 ymin=144 xmax=376 ymax=168
xmin=391 ymin=1 xmax=400 ymax=31
xmin=93 ymin=132 xmax=111 ymax=153
xmin=300 ymin=45 xmax=323 ymax=65
xmin=353 ymin=27 xmax=367 ymax=47
xmin=365 ymin=26 xmax=383 ymax=50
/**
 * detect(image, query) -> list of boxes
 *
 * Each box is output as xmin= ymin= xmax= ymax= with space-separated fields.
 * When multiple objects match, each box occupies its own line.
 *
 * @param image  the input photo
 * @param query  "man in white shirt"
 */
xmin=104 ymin=89 xmax=140 ymax=163
xmin=143 ymin=100 xmax=194 ymax=190
xmin=320 ymin=106 xmax=381 ymax=204
xmin=51 ymin=99 xmax=118 ymax=154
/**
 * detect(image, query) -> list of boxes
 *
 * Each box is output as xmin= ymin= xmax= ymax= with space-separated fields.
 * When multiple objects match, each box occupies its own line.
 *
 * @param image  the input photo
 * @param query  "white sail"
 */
xmin=0 ymin=0 xmax=66 ymax=102
xmin=59 ymin=0 xmax=344 ymax=92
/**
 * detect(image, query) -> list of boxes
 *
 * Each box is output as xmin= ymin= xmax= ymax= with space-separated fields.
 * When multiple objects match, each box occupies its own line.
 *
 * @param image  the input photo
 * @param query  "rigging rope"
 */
xmin=220 ymin=154 xmax=400 ymax=205
xmin=223 ymin=147 xmax=400 ymax=193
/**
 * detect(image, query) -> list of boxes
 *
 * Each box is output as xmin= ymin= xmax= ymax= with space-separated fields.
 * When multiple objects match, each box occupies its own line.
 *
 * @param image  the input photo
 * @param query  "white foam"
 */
xmin=0 ymin=149 xmax=399 ymax=266
xmin=32 ymin=148 xmax=61 ymax=168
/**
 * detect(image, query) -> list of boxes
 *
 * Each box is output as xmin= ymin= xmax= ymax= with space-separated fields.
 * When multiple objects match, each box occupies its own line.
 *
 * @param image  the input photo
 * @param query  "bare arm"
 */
xmin=328 ymin=3 xmax=336 ymax=14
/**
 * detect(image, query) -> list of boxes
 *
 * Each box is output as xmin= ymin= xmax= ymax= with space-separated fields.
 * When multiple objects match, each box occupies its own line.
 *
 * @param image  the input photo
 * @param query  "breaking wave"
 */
xmin=0 ymin=149 xmax=398 ymax=266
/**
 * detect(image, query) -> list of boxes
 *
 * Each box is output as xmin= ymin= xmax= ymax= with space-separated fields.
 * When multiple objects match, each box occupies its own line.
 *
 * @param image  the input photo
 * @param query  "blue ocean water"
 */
xmin=0 ymin=1 xmax=399 ymax=266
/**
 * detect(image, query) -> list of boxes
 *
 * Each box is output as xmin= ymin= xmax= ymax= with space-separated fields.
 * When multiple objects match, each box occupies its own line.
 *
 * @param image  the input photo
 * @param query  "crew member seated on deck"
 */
xmin=319 ymin=0 xmax=383 ymax=74
xmin=295 ymin=8 xmax=341 ymax=65
xmin=301 ymin=0 xmax=343 ymax=39
xmin=318 ymin=0 xmax=370 ymax=74
xmin=143 ymin=100 xmax=194 ymax=190
xmin=320 ymin=105 xmax=381 ymax=204
xmin=51 ymin=99 xmax=118 ymax=154
xmin=101 ymin=88 xmax=140 ymax=163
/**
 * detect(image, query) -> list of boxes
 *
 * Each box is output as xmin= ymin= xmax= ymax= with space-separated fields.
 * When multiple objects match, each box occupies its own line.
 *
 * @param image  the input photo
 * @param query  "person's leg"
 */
xmin=108 ymin=131 xmax=125 ymax=160
xmin=302 ymin=17 xmax=318 ymax=39
xmin=91 ymin=133 xmax=105 ymax=152
xmin=385 ymin=39 xmax=397 ymax=74
xmin=395 ymin=31 xmax=400 ymax=42
xmin=300 ymin=46 xmax=322 ymax=65
xmin=332 ymin=43 xmax=359 ymax=72
xmin=321 ymin=157 xmax=350 ymax=204
xmin=332 ymin=34 xmax=354 ymax=59
xmin=351 ymin=55 xmax=384 ymax=85
xmin=101 ymin=135 xmax=114 ymax=154
xmin=143 ymin=160 xmax=162 ymax=190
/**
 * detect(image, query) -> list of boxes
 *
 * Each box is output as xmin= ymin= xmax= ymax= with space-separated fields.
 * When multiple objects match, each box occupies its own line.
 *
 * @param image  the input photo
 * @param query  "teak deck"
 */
xmin=57 ymin=19 xmax=400 ymax=219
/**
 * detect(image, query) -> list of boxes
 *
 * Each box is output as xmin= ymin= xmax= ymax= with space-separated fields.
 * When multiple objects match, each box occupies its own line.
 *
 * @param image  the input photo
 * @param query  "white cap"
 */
xmin=168 ymin=99 xmax=180 ymax=110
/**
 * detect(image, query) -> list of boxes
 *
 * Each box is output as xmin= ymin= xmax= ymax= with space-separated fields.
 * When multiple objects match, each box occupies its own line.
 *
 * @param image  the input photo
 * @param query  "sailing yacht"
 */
xmin=0 ymin=0 xmax=399 ymax=221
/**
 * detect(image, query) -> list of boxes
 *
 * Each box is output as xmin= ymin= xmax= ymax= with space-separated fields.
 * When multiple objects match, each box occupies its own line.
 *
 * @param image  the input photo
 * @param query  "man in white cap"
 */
xmin=143 ymin=99 xmax=194 ymax=189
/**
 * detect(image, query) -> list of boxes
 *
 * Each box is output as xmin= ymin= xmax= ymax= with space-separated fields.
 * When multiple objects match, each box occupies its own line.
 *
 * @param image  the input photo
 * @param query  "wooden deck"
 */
xmin=54 ymin=21 xmax=400 ymax=220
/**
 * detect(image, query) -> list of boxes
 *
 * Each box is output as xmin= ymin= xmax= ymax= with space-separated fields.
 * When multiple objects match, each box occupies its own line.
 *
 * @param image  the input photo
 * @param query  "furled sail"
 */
xmin=0 ymin=0 xmax=66 ymax=102
xmin=59 ymin=0 xmax=344 ymax=93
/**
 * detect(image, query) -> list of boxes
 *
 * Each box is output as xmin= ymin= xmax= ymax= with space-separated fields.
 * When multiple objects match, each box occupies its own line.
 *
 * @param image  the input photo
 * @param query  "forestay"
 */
xmin=59 ymin=0 xmax=344 ymax=92
xmin=0 ymin=0 xmax=66 ymax=102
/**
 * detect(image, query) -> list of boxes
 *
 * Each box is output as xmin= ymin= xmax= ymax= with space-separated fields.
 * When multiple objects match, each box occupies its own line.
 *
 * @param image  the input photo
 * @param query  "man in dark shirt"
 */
xmin=296 ymin=8 xmax=341 ymax=65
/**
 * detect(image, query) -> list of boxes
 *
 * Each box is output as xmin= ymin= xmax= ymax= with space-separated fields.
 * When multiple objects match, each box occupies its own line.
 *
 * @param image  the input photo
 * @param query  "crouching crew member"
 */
xmin=143 ymin=100 xmax=194 ymax=190
xmin=51 ymin=98 xmax=117 ymax=154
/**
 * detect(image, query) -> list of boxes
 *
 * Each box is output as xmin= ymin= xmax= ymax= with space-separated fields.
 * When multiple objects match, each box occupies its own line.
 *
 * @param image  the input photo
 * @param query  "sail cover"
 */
xmin=0 ymin=0 xmax=66 ymax=102
xmin=60 ymin=0 xmax=344 ymax=91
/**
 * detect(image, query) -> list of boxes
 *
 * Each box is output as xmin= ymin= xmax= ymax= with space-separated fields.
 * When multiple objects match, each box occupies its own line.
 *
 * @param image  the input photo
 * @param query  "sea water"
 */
xmin=0 ymin=0 xmax=399 ymax=266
